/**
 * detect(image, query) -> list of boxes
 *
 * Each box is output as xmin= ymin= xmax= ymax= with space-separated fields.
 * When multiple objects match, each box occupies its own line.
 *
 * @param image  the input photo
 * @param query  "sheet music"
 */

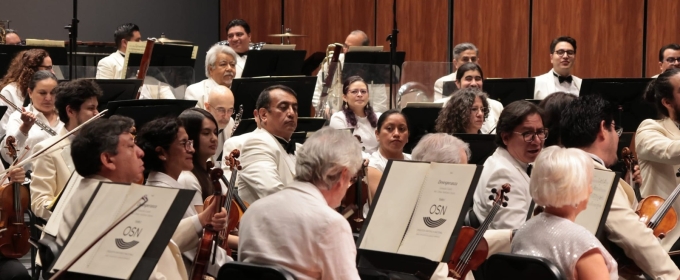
xmin=191 ymin=46 xmax=198 ymax=60
xmin=43 ymin=172 xmax=83 ymax=236
xmin=397 ymin=163 xmax=476 ymax=261
xmin=121 ymin=41 xmax=148 ymax=79
xmin=574 ymin=169 xmax=618 ymax=234
xmin=25 ymin=39 xmax=65 ymax=47
xmin=52 ymin=182 xmax=179 ymax=279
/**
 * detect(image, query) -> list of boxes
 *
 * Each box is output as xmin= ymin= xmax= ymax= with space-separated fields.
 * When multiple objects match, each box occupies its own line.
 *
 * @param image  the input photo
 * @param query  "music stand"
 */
xmin=453 ymin=134 xmax=497 ymax=165
xmin=343 ymin=51 xmax=405 ymax=66
xmin=240 ymin=50 xmax=307 ymax=77
xmin=104 ymin=99 xmax=197 ymax=129
xmin=483 ymin=78 xmax=535 ymax=107
xmin=0 ymin=45 xmax=68 ymax=77
xmin=94 ymin=79 xmax=145 ymax=112
xmin=343 ymin=51 xmax=406 ymax=84
xmin=127 ymin=44 xmax=195 ymax=67
xmin=230 ymin=76 xmax=316 ymax=120
xmin=400 ymin=105 xmax=441 ymax=153
xmin=0 ymin=106 xmax=8 ymax=120
xmin=443 ymin=81 xmax=458 ymax=97
xmin=580 ymin=78 xmax=655 ymax=132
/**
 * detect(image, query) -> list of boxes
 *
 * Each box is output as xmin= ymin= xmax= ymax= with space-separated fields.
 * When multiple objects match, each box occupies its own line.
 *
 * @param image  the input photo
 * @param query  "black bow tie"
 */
xmin=275 ymin=136 xmax=296 ymax=155
xmin=554 ymin=73 xmax=573 ymax=84
xmin=526 ymin=164 xmax=533 ymax=177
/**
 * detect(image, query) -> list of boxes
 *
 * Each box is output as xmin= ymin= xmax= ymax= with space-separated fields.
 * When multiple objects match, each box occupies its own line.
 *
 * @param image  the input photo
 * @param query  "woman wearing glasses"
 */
xmin=435 ymin=87 xmax=489 ymax=134
xmin=329 ymin=76 xmax=381 ymax=154
xmin=435 ymin=63 xmax=503 ymax=134
xmin=0 ymin=49 xmax=54 ymax=136
xmin=472 ymin=101 xmax=547 ymax=230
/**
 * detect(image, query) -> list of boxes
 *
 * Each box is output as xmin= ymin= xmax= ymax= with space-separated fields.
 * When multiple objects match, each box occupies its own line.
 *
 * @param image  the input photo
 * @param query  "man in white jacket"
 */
xmin=533 ymin=36 xmax=582 ymax=100
xmin=96 ymin=23 xmax=141 ymax=80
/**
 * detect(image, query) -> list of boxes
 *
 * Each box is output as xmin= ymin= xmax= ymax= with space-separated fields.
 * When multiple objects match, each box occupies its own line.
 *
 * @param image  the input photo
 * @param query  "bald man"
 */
xmin=205 ymin=85 xmax=235 ymax=167
xmin=5 ymin=31 xmax=21 ymax=45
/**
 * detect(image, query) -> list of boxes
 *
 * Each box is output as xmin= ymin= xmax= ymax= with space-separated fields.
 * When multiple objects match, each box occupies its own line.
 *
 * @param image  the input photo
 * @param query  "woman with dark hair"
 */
xmin=0 ymin=49 xmax=54 ymax=136
xmin=435 ymin=62 xmax=504 ymax=134
xmin=435 ymin=88 xmax=489 ymax=134
xmin=1 ymin=70 xmax=63 ymax=166
xmin=329 ymin=76 xmax=381 ymax=154
xmin=538 ymin=91 xmax=577 ymax=147
xmin=366 ymin=109 xmax=410 ymax=199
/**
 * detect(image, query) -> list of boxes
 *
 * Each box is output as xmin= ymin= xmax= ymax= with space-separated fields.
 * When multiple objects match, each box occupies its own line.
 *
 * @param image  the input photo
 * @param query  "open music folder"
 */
xmin=50 ymin=182 xmax=194 ymax=279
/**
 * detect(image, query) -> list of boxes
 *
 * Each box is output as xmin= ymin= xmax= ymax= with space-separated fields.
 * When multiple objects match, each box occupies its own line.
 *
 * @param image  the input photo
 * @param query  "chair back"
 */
xmin=485 ymin=253 xmax=566 ymax=280
xmin=218 ymin=262 xmax=296 ymax=280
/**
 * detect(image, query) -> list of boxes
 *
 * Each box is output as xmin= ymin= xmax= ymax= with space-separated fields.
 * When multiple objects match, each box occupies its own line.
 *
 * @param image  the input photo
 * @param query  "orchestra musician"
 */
xmin=434 ymin=63 xmax=503 ymax=134
xmin=237 ymin=85 xmax=298 ymax=204
xmin=95 ymin=23 xmax=141 ymax=79
xmin=435 ymin=88 xmax=489 ymax=134
xmin=221 ymin=109 xmax=259 ymax=178
xmin=53 ymin=116 xmax=228 ymax=280
xmin=411 ymin=133 xmax=514 ymax=280
xmin=433 ymin=42 xmax=479 ymax=100
xmin=225 ymin=19 xmax=251 ymax=78
xmin=562 ymin=95 xmax=679 ymax=279
xmin=534 ymin=36 xmax=581 ymax=99
xmin=366 ymin=109 xmax=410 ymax=200
xmin=203 ymin=85 xmax=236 ymax=167
xmin=4 ymin=29 xmax=21 ymax=46
xmin=136 ymin=117 xmax=233 ymax=276
xmin=511 ymin=146 xmax=618 ymax=279
xmin=0 ymin=49 xmax=54 ymax=136
xmin=537 ymin=92 xmax=576 ymax=147
xmin=184 ymin=45 xmax=238 ymax=107
xmin=30 ymin=78 xmax=101 ymax=221
xmin=328 ymin=76 xmax=381 ymax=154
xmin=636 ymin=68 xmax=680 ymax=252
xmin=238 ymin=127 xmax=363 ymax=280
xmin=1 ymin=70 xmax=63 ymax=166
xmin=653 ymin=44 xmax=680 ymax=78
xmin=0 ymin=166 xmax=29 ymax=280
xmin=472 ymin=101 xmax=545 ymax=229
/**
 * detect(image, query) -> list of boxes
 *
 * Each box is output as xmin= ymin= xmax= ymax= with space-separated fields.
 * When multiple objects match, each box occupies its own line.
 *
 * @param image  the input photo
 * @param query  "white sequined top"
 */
xmin=511 ymin=212 xmax=618 ymax=279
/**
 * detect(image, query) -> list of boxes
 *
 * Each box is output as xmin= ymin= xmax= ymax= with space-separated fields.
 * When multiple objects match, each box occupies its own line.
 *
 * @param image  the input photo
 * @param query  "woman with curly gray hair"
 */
xmin=435 ymin=87 xmax=489 ymax=134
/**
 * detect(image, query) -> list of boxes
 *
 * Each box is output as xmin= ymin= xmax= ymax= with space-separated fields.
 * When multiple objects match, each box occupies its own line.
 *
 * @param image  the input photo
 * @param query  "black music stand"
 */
xmin=127 ymin=44 xmax=195 ymax=68
xmin=484 ymin=78 xmax=536 ymax=107
xmin=230 ymin=76 xmax=316 ymax=120
xmin=400 ymin=105 xmax=441 ymax=153
xmin=454 ymin=134 xmax=497 ymax=165
xmin=94 ymin=79 xmax=145 ymax=112
xmin=0 ymin=45 xmax=68 ymax=77
xmin=104 ymin=99 xmax=197 ymax=129
xmin=443 ymin=81 xmax=458 ymax=97
xmin=240 ymin=50 xmax=307 ymax=77
xmin=580 ymin=78 xmax=655 ymax=132
xmin=342 ymin=51 xmax=406 ymax=84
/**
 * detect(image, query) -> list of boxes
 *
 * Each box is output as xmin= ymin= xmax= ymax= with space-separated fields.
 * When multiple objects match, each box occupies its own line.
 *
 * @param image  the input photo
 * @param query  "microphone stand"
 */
xmin=64 ymin=0 xmax=79 ymax=80
xmin=385 ymin=0 xmax=398 ymax=109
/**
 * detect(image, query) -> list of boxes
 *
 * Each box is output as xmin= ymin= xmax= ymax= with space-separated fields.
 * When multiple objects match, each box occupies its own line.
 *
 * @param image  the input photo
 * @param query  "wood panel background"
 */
xmin=220 ymin=0 xmax=281 ymax=44
xmin=646 ymin=0 xmax=680 ymax=77
xmin=453 ymin=0 xmax=530 ymax=78
xmin=530 ymin=0 xmax=644 ymax=78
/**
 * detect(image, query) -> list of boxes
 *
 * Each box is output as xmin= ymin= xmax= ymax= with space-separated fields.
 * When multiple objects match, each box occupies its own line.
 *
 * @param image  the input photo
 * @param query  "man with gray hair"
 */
xmin=433 ymin=42 xmax=479 ymax=100
xmin=184 ymin=44 xmax=239 ymax=108
xmin=238 ymin=127 xmax=362 ymax=280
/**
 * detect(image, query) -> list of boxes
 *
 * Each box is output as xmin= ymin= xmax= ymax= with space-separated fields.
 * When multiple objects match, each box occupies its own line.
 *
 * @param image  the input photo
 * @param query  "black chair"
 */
xmin=218 ymin=262 xmax=296 ymax=280
xmin=483 ymin=253 xmax=566 ymax=280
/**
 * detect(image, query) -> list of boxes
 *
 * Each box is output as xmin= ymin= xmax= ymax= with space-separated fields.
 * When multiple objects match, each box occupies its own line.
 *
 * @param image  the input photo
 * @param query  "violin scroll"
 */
xmin=488 ymin=183 xmax=510 ymax=207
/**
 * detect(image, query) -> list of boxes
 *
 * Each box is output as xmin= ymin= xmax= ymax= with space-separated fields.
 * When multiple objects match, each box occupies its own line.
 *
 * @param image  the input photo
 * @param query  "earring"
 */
xmin=365 ymin=103 xmax=369 ymax=109
xmin=160 ymin=156 xmax=167 ymax=161
xmin=343 ymin=102 xmax=347 ymax=110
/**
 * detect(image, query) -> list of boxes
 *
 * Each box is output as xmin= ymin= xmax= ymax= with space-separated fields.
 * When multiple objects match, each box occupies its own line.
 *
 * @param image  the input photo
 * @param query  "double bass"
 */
xmin=0 ymin=136 xmax=30 ymax=258
xmin=448 ymin=184 xmax=510 ymax=279
xmin=190 ymin=165 xmax=225 ymax=280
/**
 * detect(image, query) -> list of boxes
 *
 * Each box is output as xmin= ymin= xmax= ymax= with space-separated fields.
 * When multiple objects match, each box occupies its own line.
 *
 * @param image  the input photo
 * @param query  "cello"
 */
xmin=190 ymin=165 xmax=225 ymax=280
xmin=448 ymin=184 xmax=510 ymax=279
xmin=0 ymin=136 xmax=30 ymax=259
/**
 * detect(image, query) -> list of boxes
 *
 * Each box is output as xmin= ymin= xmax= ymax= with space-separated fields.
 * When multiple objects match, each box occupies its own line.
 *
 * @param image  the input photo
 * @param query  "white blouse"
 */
xmin=1 ymin=104 xmax=64 ymax=168
xmin=329 ymin=111 xmax=381 ymax=154
xmin=367 ymin=150 xmax=412 ymax=173
xmin=0 ymin=82 xmax=25 ymax=137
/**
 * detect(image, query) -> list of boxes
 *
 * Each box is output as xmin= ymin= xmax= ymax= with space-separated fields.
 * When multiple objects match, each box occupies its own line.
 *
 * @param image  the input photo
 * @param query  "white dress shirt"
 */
xmin=433 ymin=72 xmax=456 ymax=101
xmin=533 ymin=69 xmax=582 ymax=100
xmin=238 ymin=180 xmax=361 ymax=280
xmin=1 ymin=104 xmax=64 ymax=168
xmin=235 ymin=54 xmax=246 ymax=78
xmin=0 ymin=82 xmax=25 ymax=137
xmin=328 ymin=111 xmax=381 ymax=154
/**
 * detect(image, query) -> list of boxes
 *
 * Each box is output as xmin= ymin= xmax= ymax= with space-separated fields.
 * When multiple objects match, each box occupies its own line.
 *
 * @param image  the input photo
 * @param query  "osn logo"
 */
xmin=115 ymin=226 xmax=142 ymax=250
xmin=423 ymin=204 xmax=447 ymax=228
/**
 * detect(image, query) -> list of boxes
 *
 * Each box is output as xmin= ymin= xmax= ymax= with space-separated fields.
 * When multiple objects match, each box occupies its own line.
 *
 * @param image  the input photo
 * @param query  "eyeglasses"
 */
xmin=459 ymin=56 xmax=478 ymax=63
xmin=554 ymin=49 xmax=575 ymax=57
xmin=215 ymin=107 xmax=235 ymax=115
xmin=470 ymin=107 xmax=489 ymax=114
xmin=666 ymin=57 xmax=680 ymax=64
xmin=463 ymin=76 xmax=483 ymax=82
xmin=179 ymin=139 xmax=194 ymax=151
xmin=513 ymin=129 xmax=549 ymax=142
xmin=348 ymin=89 xmax=368 ymax=96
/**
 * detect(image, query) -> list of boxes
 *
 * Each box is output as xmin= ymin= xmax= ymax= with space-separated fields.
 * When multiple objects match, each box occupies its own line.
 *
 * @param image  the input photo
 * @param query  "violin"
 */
xmin=0 ymin=136 xmax=30 ymax=258
xmin=190 ymin=165 xmax=225 ymax=280
xmin=338 ymin=159 xmax=369 ymax=233
xmin=448 ymin=184 xmax=510 ymax=279
xmin=621 ymin=147 xmax=642 ymax=202
xmin=204 ymin=150 xmax=242 ymax=255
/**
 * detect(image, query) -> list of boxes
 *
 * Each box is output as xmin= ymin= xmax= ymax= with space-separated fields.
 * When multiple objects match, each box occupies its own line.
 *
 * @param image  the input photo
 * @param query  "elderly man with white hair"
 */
xmin=184 ymin=44 xmax=239 ymax=109
xmin=412 ymin=133 xmax=513 ymax=280
xmin=238 ymin=127 xmax=362 ymax=280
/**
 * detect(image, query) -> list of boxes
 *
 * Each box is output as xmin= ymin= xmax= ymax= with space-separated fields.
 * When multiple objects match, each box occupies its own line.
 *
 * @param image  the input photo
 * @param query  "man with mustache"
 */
xmin=237 ymin=85 xmax=299 ymax=204
xmin=184 ymin=45 xmax=238 ymax=109
xmin=652 ymin=44 xmax=680 ymax=78
xmin=534 ymin=36 xmax=582 ymax=100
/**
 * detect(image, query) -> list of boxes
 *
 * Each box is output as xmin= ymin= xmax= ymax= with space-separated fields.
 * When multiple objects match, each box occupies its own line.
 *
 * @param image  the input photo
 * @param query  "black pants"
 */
xmin=0 ymin=258 xmax=30 ymax=280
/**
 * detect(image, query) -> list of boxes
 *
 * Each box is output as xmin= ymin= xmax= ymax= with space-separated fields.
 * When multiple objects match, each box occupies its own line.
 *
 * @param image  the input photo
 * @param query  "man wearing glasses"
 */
xmin=204 ymin=85 xmax=235 ymax=168
xmin=472 ymin=101 xmax=546 ymax=229
xmin=652 ymin=44 xmax=680 ymax=78
xmin=534 ymin=36 xmax=582 ymax=100
xmin=433 ymin=42 xmax=479 ymax=100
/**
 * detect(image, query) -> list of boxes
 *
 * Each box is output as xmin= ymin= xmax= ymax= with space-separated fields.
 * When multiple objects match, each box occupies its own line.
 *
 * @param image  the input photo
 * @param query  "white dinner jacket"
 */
xmin=96 ymin=51 xmax=125 ymax=79
xmin=533 ymin=70 xmax=582 ymax=100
